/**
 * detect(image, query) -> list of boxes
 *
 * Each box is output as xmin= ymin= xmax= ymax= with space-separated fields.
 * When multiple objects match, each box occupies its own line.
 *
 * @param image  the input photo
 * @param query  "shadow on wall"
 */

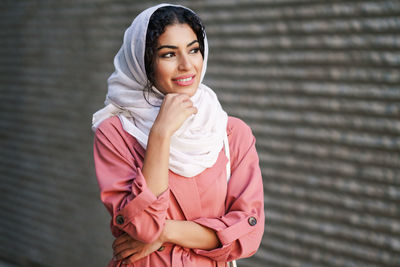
xmin=0 ymin=1 xmax=116 ymax=266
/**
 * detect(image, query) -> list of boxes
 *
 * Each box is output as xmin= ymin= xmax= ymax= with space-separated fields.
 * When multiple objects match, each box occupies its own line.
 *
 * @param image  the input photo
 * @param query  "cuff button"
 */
xmin=248 ymin=216 xmax=257 ymax=226
xmin=116 ymin=215 xmax=125 ymax=225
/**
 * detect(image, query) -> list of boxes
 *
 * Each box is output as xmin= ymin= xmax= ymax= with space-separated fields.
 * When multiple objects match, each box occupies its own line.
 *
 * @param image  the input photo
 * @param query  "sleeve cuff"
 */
xmin=193 ymin=243 xmax=233 ymax=261
xmin=193 ymin=215 xmax=260 ymax=261
xmin=113 ymin=168 xmax=169 ymax=228
xmin=194 ymin=214 xmax=259 ymax=246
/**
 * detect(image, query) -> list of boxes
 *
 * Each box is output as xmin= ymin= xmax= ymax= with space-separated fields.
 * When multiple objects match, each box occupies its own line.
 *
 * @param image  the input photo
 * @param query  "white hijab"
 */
xmin=92 ymin=4 xmax=228 ymax=178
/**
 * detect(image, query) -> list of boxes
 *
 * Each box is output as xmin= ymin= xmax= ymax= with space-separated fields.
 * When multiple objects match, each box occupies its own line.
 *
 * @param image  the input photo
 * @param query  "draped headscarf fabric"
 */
xmin=92 ymin=3 xmax=228 ymax=178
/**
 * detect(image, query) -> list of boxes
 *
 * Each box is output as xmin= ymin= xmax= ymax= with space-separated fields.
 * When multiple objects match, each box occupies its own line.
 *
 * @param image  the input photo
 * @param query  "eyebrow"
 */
xmin=157 ymin=40 xmax=199 ymax=51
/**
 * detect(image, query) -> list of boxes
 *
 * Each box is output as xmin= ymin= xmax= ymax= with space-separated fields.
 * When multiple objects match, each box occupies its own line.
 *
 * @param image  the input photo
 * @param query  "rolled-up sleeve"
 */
xmin=193 ymin=118 xmax=265 ymax=262
xmin=93 ymin=119 xmax=169 ymax=243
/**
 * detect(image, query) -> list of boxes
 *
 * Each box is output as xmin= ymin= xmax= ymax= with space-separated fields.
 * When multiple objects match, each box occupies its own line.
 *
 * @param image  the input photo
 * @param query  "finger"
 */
xmin=114 ymin=240 xmax=138 ymax=256
xmin=174 ymin=93 xmax=190 ymax=102
xmin=112 ymin=234 xmax=130 ymax=249
xmin=179 ymin=107 xmax=197 ymax=122
xmin=165 ymin=93 xmax=180 ymax=98
xmin=180 ymin=99 xmax=194 ymax=108
xmin=123 ymin=252 xmax=142 ymax=265
xmin=186 ymin=106 xmax=198 ymax=115
xmin=164 ymin=93 xmax=182 ymax=102
xmin=113 ymin=248 xmax=136 ymax=262
xmin=112 ymin=236 xmax=127 ymax=249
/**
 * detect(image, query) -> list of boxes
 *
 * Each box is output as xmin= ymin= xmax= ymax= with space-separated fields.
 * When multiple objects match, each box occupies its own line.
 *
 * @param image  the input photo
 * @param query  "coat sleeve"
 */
xmin=93 ymin=118 xmax=169 ymax=243
xmin=192 ymin=118 xmax=265 ymax=262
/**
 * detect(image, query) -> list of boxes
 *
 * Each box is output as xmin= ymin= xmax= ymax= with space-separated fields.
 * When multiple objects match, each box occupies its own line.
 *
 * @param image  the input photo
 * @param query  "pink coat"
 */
xmin=93 ymin=116 xmax=265 ymax=267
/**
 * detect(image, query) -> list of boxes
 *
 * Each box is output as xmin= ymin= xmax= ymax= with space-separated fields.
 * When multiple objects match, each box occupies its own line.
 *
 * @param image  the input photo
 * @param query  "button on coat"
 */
xmin=116 ymin=215 xmax=124 ymax=225
xmin=248 ymin=217 xmax=257 ymax=226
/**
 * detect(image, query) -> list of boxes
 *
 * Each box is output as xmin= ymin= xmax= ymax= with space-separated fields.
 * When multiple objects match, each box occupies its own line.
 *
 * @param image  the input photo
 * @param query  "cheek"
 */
xmin=154 ymin=62 xmax=172 ymax=87
xmin=194 ymin=56 xmax=204 ymax=73
xmin=198 ymin=59 xmax=204 ymax=71
xmin=197 ymin=62 xmax=204 ymax=83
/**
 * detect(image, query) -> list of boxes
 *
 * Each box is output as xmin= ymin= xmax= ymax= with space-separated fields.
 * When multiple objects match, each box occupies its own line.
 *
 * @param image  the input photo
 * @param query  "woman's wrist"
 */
xmin=150 ymin=122 xmax=173 ymax=140
xmin=161 ymin=220 xmax=173 ymax=243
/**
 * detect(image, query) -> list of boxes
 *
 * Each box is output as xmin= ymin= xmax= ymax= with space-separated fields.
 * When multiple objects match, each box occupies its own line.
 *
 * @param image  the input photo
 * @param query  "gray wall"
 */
xmin=0 ymin=0 xmax=399 ymax=266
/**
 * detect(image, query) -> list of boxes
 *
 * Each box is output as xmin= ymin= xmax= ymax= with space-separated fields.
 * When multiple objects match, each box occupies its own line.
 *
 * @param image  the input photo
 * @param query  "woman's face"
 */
xmin=153 ymin=23 xmax=203 ymax=97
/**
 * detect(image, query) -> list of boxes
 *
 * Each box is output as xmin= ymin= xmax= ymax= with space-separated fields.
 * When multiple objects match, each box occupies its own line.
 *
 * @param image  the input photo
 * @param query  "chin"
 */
xmin=175 ymin=86 xmax=198 ymax=97
xmin=186 ymin=88 xmax=198 ymax=97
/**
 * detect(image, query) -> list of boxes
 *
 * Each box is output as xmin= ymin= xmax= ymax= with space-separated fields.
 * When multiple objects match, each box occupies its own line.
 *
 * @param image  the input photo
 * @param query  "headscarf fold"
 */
xmin=92 ymin=3 xmax=228 ymax=177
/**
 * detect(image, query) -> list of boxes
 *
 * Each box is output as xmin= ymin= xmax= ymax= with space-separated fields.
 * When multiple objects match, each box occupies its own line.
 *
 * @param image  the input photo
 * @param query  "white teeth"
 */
xmin=176 ymin=77 xmax=193 ymax=82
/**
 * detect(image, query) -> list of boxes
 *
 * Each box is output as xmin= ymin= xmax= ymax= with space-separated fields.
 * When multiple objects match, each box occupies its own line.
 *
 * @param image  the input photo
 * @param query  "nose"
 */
xmin=178 ymin=54 xmax=192 ymax=71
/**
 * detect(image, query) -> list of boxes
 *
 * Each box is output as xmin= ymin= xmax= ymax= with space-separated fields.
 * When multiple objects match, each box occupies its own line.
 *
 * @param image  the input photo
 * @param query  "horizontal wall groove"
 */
xmin=265 ymin=228 xmax=394 ymax=266
xmin=266 ymin=224 xmax=398 ymax=265
xmin=204 ymin=9 xmax=400 ymax=24
xmin=210 ymin=79 xmax=400 ymax=99
xmin=261 ymin=169 xmax=400 ymax=204
xmin=256 ymin=144 xmax=400 ymax=173
xmin=267 ymin=211 xmax=400 ymax=255
xmin=219 ymin=93 xmax=400 ymax=117
xmin=265 ymin=196 xmax=400 ymax=235
xmin=260 ymin=235 xmax=381 ymax=267
xmin=226 ymin=109 xmax=400 ymax=136
xmin=263 ymin=181 xmax=400 ymax=219
xmin=250 ymin=124 xmax=400 ymax=151
xmin=256 ymin=138 xmax=400 ymax=168
xmin=263 ymin=189 xmax=400 ymax=228
xmin=260 ymin=155 xmax=400 ymax=186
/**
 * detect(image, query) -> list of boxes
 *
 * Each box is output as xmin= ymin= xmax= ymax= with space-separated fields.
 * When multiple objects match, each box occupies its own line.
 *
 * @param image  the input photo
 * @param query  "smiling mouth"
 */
xmin=176 ymin=77 xmax=193 ymax=82
xmin=172 ymin=75 xmax=195 ymax=86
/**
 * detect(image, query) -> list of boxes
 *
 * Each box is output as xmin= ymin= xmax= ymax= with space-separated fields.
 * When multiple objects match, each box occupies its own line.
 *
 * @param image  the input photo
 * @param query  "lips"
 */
xmin=172 ymin=74 xmax=195 ymax=86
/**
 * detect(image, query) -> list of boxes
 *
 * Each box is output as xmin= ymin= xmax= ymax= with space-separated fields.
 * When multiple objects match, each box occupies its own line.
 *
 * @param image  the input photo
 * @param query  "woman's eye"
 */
xmin=190 ymin=48 xmax=200 ymax=54
xmin=160 ymin=52 xmax=175 ymax=58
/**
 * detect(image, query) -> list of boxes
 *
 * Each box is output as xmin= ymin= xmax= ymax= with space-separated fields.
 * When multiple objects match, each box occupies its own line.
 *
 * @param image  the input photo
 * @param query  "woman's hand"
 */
xmin=142 ymin=93 xmax=196 ymax=197
xmin=112 ymin=220 xmax=220 ymax=264
xmin=112 ymin=233 xmax=165 ymax=264
xmin=152 ymin=93 xmax=197 ymax=138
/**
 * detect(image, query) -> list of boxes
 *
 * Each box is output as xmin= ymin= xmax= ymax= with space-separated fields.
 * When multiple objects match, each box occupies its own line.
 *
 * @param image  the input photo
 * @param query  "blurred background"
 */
xmin=1 ymin=0 xmax=399 ymax=266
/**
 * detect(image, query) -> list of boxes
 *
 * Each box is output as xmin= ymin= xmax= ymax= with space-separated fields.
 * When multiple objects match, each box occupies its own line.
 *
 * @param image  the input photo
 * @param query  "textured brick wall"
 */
xmin=0 ymin=1 xmax=399 ymax=266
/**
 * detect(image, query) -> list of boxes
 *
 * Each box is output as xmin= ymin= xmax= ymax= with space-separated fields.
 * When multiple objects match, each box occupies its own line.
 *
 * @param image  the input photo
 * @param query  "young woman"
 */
xmin=92 ymin=4 xmax=264 ymax=267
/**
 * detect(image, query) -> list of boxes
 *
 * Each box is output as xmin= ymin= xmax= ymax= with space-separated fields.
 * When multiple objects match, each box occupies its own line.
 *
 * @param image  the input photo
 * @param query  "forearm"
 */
xmin=163 ymin=220 xmax=220 ymax=250
xmin=142 ymin=127 xmax=170 ymax=196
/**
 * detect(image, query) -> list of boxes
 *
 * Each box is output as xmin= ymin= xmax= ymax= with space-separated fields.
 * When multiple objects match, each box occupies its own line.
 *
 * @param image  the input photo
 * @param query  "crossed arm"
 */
xmin=112 ymin=219 xmax=220 ymax=263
